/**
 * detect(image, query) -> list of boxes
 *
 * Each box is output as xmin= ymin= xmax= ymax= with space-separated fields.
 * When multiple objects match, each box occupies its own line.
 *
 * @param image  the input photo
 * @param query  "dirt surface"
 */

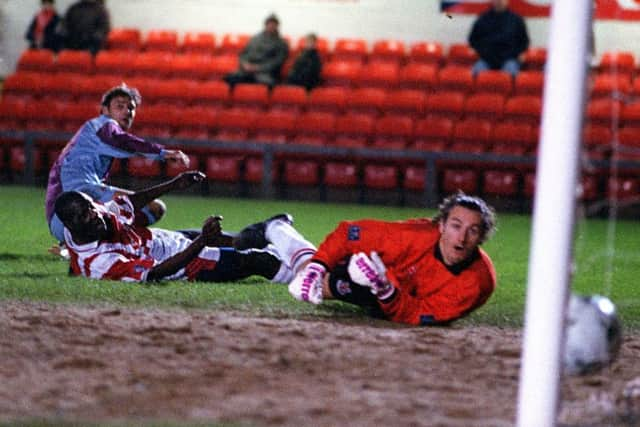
xmin=0 ymin=301 xmax=639 ymax=427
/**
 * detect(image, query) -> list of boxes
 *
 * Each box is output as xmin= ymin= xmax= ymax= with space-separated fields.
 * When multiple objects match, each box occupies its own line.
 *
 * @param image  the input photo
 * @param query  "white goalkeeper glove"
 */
xmin=288 ymin=262 xmax=326 ymax=305
xmin=347 ymin=251 xmax=395 ymax=300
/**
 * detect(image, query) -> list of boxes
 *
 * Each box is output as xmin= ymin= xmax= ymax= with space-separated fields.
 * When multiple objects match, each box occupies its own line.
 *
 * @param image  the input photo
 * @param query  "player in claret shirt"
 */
xmin=238 ymin=192 xmax=497 ymax=326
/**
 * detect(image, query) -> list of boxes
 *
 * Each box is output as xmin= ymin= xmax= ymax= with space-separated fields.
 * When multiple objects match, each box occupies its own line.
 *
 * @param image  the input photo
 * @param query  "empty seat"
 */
xmin=408 ymin=41 xmax=444 ymax=66
xmin=598 ymin=51 xmax=635 ymax=77
xmin=133 ymin=104 xmax=177 ymax=138
xmin=127 ymin=156 xmax=162 ymax=178
xmin=617 ymin=126 xmax=640 ymax=161
xmin=442 ymin=168 xmax=479 ymax=194
xmin=166 ymin=154 xmax=200 ymax=177
xmin=447 ymin=43 xmax=478 ymax=66
xmin=383 ymin=89 xmax=427 ymax=117
xmin=218 ymin=33 xmax=251 ymax=55
xmin=142 ymin=78 xmax=198 ymax=106
xmin=206 ymin=155 xmax=242 ymax=182
xmin=231 ymin=83 xmax=270 ymax=110
xmin=411 ymin=116 xmax=453 ymax=152
xmin=450 ymin=118 xmax=493 ymax=153
xmin=324 ymin=162 xmax=358 ymax=188
xmin=332 ymin=113 xmax=375 ymax=148
xmin=585 ymin=98 xmax=622 ymax=127
xmin=482 ymin=170 xmax=520 ymax=197
xmin=514 ymin=70 xmax=545 ymax=96
xmin=174 ymin=105 xmax=217 ymax=142
xmin=131 ymin=52 xmax=175 ymax=78
xmin=474 ymin=70 xmax=513 ymax=95
xmin=94 ymin=50 xmax=137 ymax=76
xmin=106 ymin=28 xmax=142 ymax=51
xmin=490 ymin=121 xmax=534 ymax=156
xmin=2 ymin=72 xmax=44 ymax=102
xmin=403 ymin=165 xmax=427 ymax=191
xmin=371 ymin=114 xmax=413 ymax=150
xmin=463 ymin=93 xmax=505 ymax=119
xmin=144 ymin=30 xmax=179 ymax=52
xmin=181 ymin=31 xmax=216 ymax=55
xmin=9 ymin=146 xmax=43 ymax=174
xmin=425 ymin=90 xmax=465 ymax=118
xmin=503 ymin=95 xmax=542 ymax=125
xmin=582 ymin=123 xmax=612 ymax=159
xmin=16 ymin=49 xmax=55 ymax=72
xmin=607 ymin=176 xmax=640 ymax=200
xmin=213 ymin=107 xmax=258 ymax=142
xmin=207 ymin=54 xmax=239 ymax=79
xmin=283 ymin=160 xmax=320 ymax=186
xmin=322 ymin=59 xmax=363 ymax=87
xmin=523 ymin=47 xmax=547 ymax=71
xmin=333 ymin=38 xmax=368 ymax=62
xmin=307 ymin=86 xmax=349 ymax=113
xmin=364 ymin=164 xmax=399 ymax=190
xmin=292 ymin=111 xmax=336 ymax=146
xmin=590 ymin=74 xmax=632 ymax=100
xmin=54 ymin=50 xmax=94 ymax=74
xmin=355 ymin=61 xmax=400 ymax=89
xmin=438 ymin=65 xmax=474 ymax=93
xmin=183 ymin=80 xmax=230 ymax=108
xmin=253 ymin=110 xmax=297 ymax=144
xmin=270 ymin=85 xmax=308 ymax=113
xmin=398 ymin=62 xmax=438 ymax=90
xmin=169 ymin=53 xmax=216 ymax=80
xmin=621 ymin=102 xmax=640 ymax=127
xmin=346 ymin=87 xmax=387 ymax=115
xmin=370 ymin=39 xmax=406 ymax=65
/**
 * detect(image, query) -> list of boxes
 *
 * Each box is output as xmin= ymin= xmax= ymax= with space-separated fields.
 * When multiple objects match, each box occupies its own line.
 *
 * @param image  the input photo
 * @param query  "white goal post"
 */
xmin=516 ymin=1 xmax=593 ymax=426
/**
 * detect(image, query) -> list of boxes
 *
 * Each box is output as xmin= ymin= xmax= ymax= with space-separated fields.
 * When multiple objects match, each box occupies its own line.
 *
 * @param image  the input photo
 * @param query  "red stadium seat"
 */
xmin=0 ymin=99 xmax=27 ymax=130
xmin=590 ymin=73 xmax=632 ymax=100
xmin=398 ymin=62 xmax=438 ymax=90
xmin=408 ymin=41 xmax=444 ymax=66
xmin=438 ymin=65 xmax=474 ymax=93
xmin=490 ymin=121 xmax=535 ymax=156
xmin=292 ymin=111 xmax=336 ymax=146
xmin=181 ymin=31 xmax=216 ymax=55
xmin=166 ymin=154 xmax=200 ymax=177
xmin=131 ymin=52 xmax=175 ymax=78
xmin=371 ymin=114 xmax=413 ymax=150
xmin=333 ymin=38 xmax=368 ymax=62
xmin=94 ymin=50 xmax=137 ymax=76
xmin=482 ymin=170 xmax=520 ymax=197
xmin=322 ymin=59 xmax=363 ymax=87
xmin=450 ymin=118 xmax=492 ymax=153
xmin=144 ymin=30 xmax=179 ymax=52
xmin=425 ymin=90 xmax=465 ymax=118
xmin=127 ymin=156 xmax=162 ymax=178
xmin=514 ymin=70 xmax=545 ymax=96
xmin=206 ymin=54 xmax=240 ymax=80
xmin=578 ymin=174 xmax=601 ymax=201
xmin=332 ymin=113 xmax=374 ymax=148
xmin=253 ymin=110 xmax=297 ymax=144
xmin=474 ymin=70 xmax=513 ymax=95
xmin=307 ymin=86 xmax=349 ymax=113
xmin=370 ymin=39 xmax=406 ymax=65
xmin=364 ymin=164 xmax=399 ymax=190
xmin=37 ymin=73 xmax=79 ymax=102
xmin=244 ymin=156 xmax=279 ymax=184
xmin=523 ymin=47 xmax=547 ymax=71
xmin=133 ymin=104 xmax=177 ymax=138
xmin=283 ymin=160 xmax=320 ymax=185
xmin=383 ymin=89 xmax=427 ymax=117
xmin=324 ymin=161 xmax=359 ymax=188
xmin=54 ymin=50 xmax=94 ymax=74
xmin=585 ymin=98 xmax=622 ymax=127
xmin=9 ymin=146 xmax=43 ymax=174
xmin=607 ymin=176 xmax=640 ymax=200
xmin=463 ymin=93 xmax=505 ymax=120
xmin=346 ymin=87 xmax=387 ymax=115
xmin=206 ymin=155 xmax=243 ymax=182
xmin=355 ymin=61 xmax=400 ymax=89
xmin=442 ymin=168 xmax=479 ymax=194
xmin=504 ymin=95 xmax=542 ymax=125
xmin=269 ymin=85 xmax=308 ymax=113
xmin=1 ymin=72 xmax=43 ymax=102
xmin=174 ymin=105 xmax=217 ymax=143
xmin=17 ymin=49 xmax=55 ymax=72
xmin=182 ymin=80 xmax=230 ymax=109
xmin=621 ymin=102 xmax=640 ymax=127
xmin=598 ymin=51 xmax=635 ymax=77
xmin=411 ymin=116 xmax=453 ymax=152
xmin=403 ymin=165 xmax=427 ymax=191
xmin=218 ymin=33 xmax=251 ymax=55
xmin=106 ymin=28 xmax=142 ymax=51
xmin=447 ymin=43 xmax=478 ymax=66
xmin=617 ymin=126 xmax=640 ymax=161
xmin=582 ymin=123 xmax=612 ymax=160
xmin=213 ymin=107 xmax=258 ymax=142
xmin=231 ymin=83 xmax=270 ymax=110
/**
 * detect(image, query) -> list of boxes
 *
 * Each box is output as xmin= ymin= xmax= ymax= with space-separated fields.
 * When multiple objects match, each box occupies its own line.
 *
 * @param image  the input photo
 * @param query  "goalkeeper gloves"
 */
xmin=288 ymin=262 xmax=326 ymax=305
xmin=347 ymin=251 xmax=395 ymax=300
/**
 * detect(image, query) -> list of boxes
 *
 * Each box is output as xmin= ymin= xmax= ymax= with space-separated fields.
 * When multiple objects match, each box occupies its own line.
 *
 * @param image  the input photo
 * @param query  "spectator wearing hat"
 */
xmin=224 ymin=13 xmax=289 ymax=88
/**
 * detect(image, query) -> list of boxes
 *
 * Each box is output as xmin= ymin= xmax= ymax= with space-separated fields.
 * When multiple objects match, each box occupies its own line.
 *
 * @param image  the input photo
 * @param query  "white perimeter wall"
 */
xmin=1 ymin=0 xmax=640 ymax=78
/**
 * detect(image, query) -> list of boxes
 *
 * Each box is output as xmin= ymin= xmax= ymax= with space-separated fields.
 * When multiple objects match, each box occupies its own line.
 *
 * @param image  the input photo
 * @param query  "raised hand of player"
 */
xmin=201 ymin=215 xmax=223 ymax=246
xmin=288 ymin=262 xmax=326 ymax=305
xmin=164 ymin=149 xmax=190 ymax=167
xmin=171 ymin=171 xmax=205 ymax=190
xmin=347 ymin=252 xmax=395 ymax=299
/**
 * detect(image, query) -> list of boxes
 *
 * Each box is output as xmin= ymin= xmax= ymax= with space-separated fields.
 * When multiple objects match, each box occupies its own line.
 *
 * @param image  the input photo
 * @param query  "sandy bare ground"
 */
xmin=0 ymin=301 xmax=638 ymax=427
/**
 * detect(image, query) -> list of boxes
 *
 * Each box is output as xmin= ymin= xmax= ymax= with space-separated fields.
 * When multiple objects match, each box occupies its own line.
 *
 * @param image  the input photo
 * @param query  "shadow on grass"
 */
xmin=0 ymin=252 xmax=60 ymax=262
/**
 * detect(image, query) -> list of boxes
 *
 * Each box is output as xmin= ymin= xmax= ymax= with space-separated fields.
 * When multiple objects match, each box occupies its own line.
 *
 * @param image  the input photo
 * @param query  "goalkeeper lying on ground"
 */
xmin=235 ymin=192 xmax=498 ymax=326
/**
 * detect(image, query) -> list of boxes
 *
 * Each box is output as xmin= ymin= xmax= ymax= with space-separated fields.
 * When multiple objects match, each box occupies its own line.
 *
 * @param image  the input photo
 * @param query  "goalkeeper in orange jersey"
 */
xmin=236 ymin=192 xmax=497 ymax=326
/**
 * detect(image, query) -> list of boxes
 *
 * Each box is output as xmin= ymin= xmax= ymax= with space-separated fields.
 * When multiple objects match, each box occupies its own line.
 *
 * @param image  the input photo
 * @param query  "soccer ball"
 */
xmin=563 ymin=294 xmax=622 ymax=375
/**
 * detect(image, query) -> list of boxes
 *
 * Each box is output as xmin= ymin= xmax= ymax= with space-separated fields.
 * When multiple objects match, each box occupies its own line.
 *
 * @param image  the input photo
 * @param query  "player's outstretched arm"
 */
xmin=127 ymin=171 xmax=205 ymax=211
xmin=146 ymin=215 xmax=221 ymax=281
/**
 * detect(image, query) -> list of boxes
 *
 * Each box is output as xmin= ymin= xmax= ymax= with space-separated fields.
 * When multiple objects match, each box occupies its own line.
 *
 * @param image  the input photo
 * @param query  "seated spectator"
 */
xmin=468 ymin=0 xmax=529 ymax=77
xmin=60 ymin=0 xmax=110 ymax=55
xmin=224 ymin=13 xmax=289 ymax=88
xmin=25 ymin=0 xmax=62 ymax=52
xmin=286 ymin=33 xmax=322 ymax=91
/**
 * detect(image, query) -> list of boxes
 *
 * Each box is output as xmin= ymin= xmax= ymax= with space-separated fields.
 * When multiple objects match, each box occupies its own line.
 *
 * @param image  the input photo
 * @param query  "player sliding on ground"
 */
xmin=234 ymin=192 xmax=498 ymax=326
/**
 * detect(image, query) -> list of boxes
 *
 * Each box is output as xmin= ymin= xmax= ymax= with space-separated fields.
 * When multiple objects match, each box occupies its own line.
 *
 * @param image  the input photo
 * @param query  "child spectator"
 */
xmin=286 ymin=33 xmax=322 ymax=91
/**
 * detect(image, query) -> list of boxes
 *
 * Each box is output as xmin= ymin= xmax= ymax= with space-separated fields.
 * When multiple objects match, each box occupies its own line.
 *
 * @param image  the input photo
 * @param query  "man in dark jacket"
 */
xmin=60 ymin=0 xmax=111 ymax=54
xmin=25 ymin=0 xmax=62 ymax=51
xmin=468 ymin=0 xmax=529 ymax=77
xmin=224 ymin=13 xmax=289 ymax=88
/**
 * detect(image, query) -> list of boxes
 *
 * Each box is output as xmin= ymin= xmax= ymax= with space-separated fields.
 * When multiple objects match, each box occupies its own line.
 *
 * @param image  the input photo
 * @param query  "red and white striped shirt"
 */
xmin=64 ymin=196 xmax=219 ymax=282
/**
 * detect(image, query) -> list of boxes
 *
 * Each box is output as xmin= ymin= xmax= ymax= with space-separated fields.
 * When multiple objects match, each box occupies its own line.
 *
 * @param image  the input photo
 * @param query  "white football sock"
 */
xmin=270 ymin=261 xmax=294 ymax=284
xmin=265 ymin=220 xmax=316 ymax=274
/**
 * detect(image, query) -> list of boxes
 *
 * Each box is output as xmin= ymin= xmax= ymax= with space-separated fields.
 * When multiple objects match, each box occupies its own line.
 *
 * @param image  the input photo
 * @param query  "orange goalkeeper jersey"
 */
xmin=311 ymin=218 xmax=496 ymax=325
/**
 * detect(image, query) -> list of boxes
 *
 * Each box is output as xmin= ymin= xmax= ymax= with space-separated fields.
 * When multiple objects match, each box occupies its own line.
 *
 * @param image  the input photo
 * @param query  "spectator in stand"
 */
xmin=468 ymin=0 xmax=529 ymax=77
xmin=45 ymin=83 xmax=189 ymax=245
xmin=60 ymin=0 xmax=110 ymax=54
xmin=286 ymin=33 xmax=322 ymax=91
xmin=224 ymin=13 xmax=289 ymax=88
xmin=25 ymin=0 xmax=63 ymax=52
